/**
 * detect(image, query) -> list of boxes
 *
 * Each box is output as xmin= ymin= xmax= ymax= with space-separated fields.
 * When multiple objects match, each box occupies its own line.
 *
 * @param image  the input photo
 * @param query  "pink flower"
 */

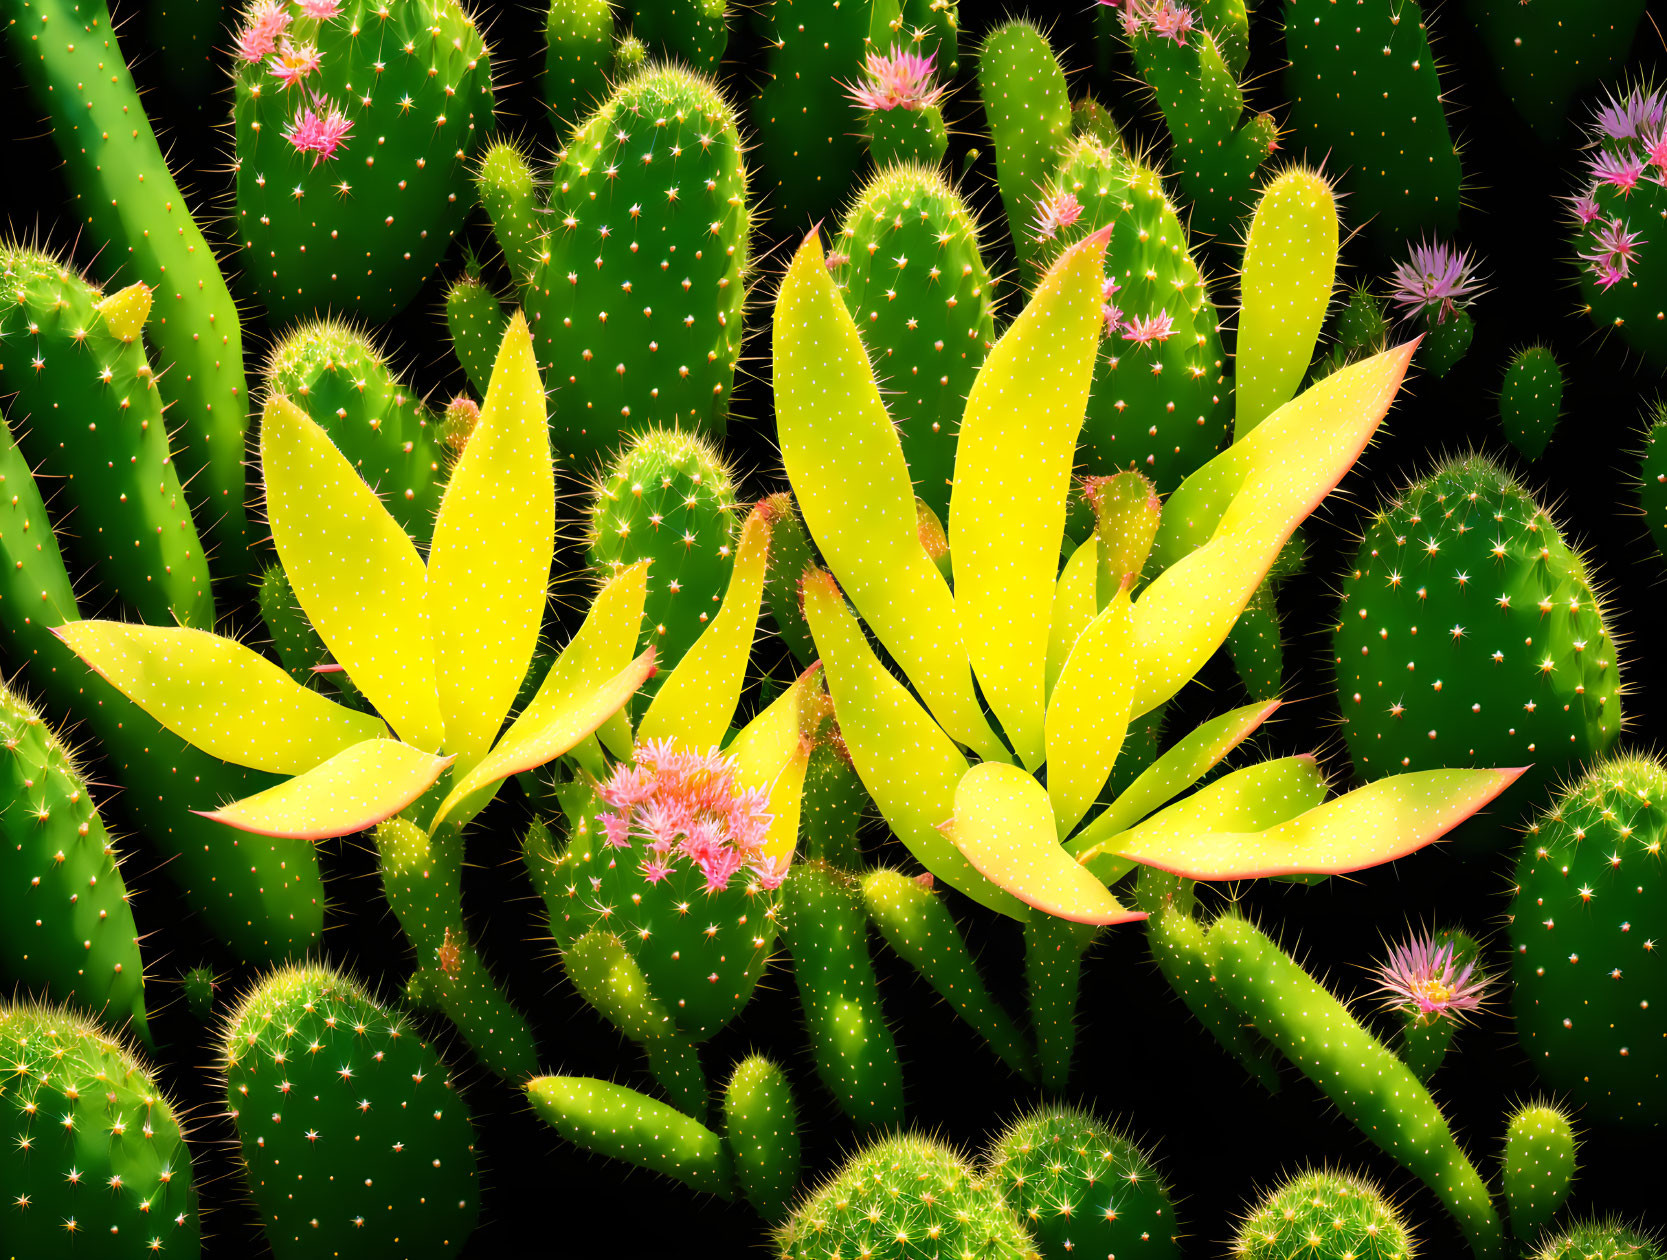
xmin=1570 ymin=194 xmax=1603 ymax=226
xmin=846 ymin=46 xmax=944 ymax=113
xmin=284 ymin=101 xmax=354 ymax=162
xmin=1590 ymin=147 xmax=1647 ymax=195
xmin=1100 ymin=276 xmax=1124 ymax=336
xmin=1581 ymin=216 xmax=1646 ymax=287
xmin=1146 ymin=0 xmax=1196 ymax=43
xmin=1594 ymin=87 xmax=1665 ymax=141
xmin=1122 ymin=311 xmax=1176 ymax=344
xmin=268 ymin=38 xmax=321 ymax=88
xmin=594 ymin=738 xmax=778 ymax=895
xmin=235 ymin=0 xmax=292 ymax=62
xmin=1643 ymin=126 xmax=1667 ymax=180
xmin=1034 ymin=190 xmax=1083 ymax=242
xmin=298 ymin=0 xmax=341 ymax=17
xmin=1389 ymin=237 xmax=1480 ymax=324
xmin=1376 ymin=933 xmax=1489 ymax=1023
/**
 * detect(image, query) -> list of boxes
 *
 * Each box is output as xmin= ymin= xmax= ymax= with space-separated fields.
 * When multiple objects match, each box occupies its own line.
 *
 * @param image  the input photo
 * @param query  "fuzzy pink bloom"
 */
xmin=268 ymin=38 xmax=321 ymax=88
xmin=1570 ymin=194 xmax=1603 ymax=226
xmin=1100 ymin=275 xmax=1124 ymax=336
xmin=1145 ymin=0 xmax=1196 ymax=43
xmin=1389 ymin=237 xmax=1480 ymax=324
xmin=594 ymin=738 xmax=778 ymax=895
xmin=1643 ymin=126 xmax=1667 ymax=180
xmin=285 ymin=101 xmax=354 ymax=161
xmin=235 ymin=0 xmax=292 ymax=61
xmin=1590 ymin=147 xmax=1647 ymax=195
xmin=1376 ymin=933 xmax=1489 ymax=1022
xmin=298 ymin=0 xmax=341 ymax=16
xmin=1581 ymin=216 xmax=1647 ymax=288
xmin=1122 ymin=311 xmax=1176 ymax=344
xmin=1590 ymin=257 xmax=1628 ymax=290
xmin=1595 ymin=87 xmax=1665 ymax=141
xmin=847 ymin=46 xmax=944 ymax=112
xmin=1034 ymin=190 xmax=1083 ymax=242
xmin=825 ymin=251 xmax=850 ymax=270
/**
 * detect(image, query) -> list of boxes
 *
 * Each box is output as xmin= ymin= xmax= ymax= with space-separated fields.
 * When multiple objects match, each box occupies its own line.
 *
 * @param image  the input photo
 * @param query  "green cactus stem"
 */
xmin=544 ymin=0 xmax=613 ymax=122
xmin=182 ymin=964 xmax=217 ymax=1019
xmin=1234 ymin=1168 xmax=1415 ymax=1260
xmin=979 ymin=18 xmax=1071 ymax=272
xmin=1025 ymin=913 xmax=1100 ymax=1091
xmin=630 ymin=0 xmax=726 ymax=73
xmin=526 ymin=1074 xmax=734 ymax=1197
xmin=759 ymin=492 xmax=818 ymax=668
xmin=444 ymin=267 xmax=510 ymax=400
xmin=798 ymin=736 xmax=869 ymax=870
xmin=1503 ymin=1101 xmax=1578 ymax=1244
xmin=721 ymin=1054 xmax=801 ymax=1223
xmin=902 ymin=0 xmax=957 ymax=75
xmin=1638 ymin=407 xmax=1667 ymax=562
xmin=1500 ymin=345 xmax=1564 ymax=461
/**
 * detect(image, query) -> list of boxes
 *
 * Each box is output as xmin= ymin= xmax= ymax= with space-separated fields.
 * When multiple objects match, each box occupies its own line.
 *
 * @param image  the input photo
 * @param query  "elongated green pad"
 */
xmin=722 ymin=1054 xmax=801 ymax=1223
xmin=1503 ymin=1101 xmax=1578 ymax=1243
xmin=527 ymin=1074 xmax=733 ymax=1197
xmin=978 ymin=19 xmax=1070 ymax=273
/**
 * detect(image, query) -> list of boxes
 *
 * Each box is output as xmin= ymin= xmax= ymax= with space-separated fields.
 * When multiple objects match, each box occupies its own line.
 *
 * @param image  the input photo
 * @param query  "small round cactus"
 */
xmin=1502 ymin=1101 xmax=1578 ymax=1243
xmin=1499 ymin=345 xmax=1565 ymax=461
xmin=984 ymin=1104 xmax=1179 ymax=1258
xmin=182 ymin=966 xmax=218 ymax=1020
xmin=1233 ymin=1168 xmax=1416 ymax=1259
xmin=1389 ymin=238 xmax=1481 ymax=379
xmin=775 ymin=1133 xmax=1037 ymax=1260
xmin=1533 ymin=1219 xmax=1665 ymax=1260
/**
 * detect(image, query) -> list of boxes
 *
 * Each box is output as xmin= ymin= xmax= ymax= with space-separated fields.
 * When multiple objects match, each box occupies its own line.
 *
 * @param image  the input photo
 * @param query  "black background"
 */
xmin=3 ymin=0 xmax=1665 ymax=1255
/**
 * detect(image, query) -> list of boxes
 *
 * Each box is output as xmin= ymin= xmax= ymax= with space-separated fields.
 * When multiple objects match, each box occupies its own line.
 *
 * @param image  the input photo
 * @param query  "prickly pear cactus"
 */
xmin=979 ymin=18 xmax=1071 ymax=274
xmin=1333 ymin=456 xmax=1622 ymax=827
xmin=1233 ymin=1168 xmax=1415 ymax=1259
xmin=0 ymin=244 xmax=214 ymax=628
xmin=1509 ymin=756 xmax=1666 ymax=1128
xmin=586 ymin=429 xmax=738 ymax=689
xmin=1502 ymin=1101 xmax=1578 ymax=1243
xmin=776 ymin=1133 xmax=1037 ymax=1260
xmin=222 ymin=963 xmax=480 ymax=1258
xmin=1569 ymin=84 xmax=1667 ymax=366
xmin=1499 ymin=345 xmax=1564 ymax=462
xmin=0 ymin=1001 xmax=200 ymax=1256
xmin=1533 ymin=1220 xmax=1665 ymax=1260
xmin=478 ymin=66 xmax=749 ymax=465
xmin=230 ymin=0 xmax=494 ymax=321
xmin=543 ymin=0 xmax=613 ymax=122
xmin=0 ymin=680 xmax=149 ymax=1040
xmin=985 ymin=1104 xmax=1179 ymax=1258
xmin=831 ymin=163 xmax=997 ymax=525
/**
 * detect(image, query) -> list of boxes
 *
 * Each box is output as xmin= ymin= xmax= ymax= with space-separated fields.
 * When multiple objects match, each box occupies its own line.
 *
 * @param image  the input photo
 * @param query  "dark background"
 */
xmin=4 ymin=0 xmax=1665 ymax=1254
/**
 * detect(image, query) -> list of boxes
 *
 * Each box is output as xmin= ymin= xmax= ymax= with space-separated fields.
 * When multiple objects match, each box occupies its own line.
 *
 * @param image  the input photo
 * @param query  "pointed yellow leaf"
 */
xmin=637 ymin=505 xmax=769 ymax=753
xmin=1131 ymin=344 xmax=1415 ymax=716
xmin=1046 ymin=535 xmax=1097 ymax=699
xmin=428 ymin=312 xmax=555 ymax=774
xmin=942 ymin=762 xmax=1142 ymax=926
xmin=951 ymin=227 xmax=1109 ymax=770
xmin=1044 ymin=588 xmax=1134 ymax=837
xmin=199 ymin=739 xmax=453 ymax=839
xmin=728 ymin=664 xmax=828 ymax=864
xmin=802 ymin=569 xmax=1028 ymax=919
xmin=775 ymin=232 xmax=1007 ymax=764
xmin=54 ymin=621 xmax=386 ymax=774
xmin=261 ymin=395 xmax=443 ymax=751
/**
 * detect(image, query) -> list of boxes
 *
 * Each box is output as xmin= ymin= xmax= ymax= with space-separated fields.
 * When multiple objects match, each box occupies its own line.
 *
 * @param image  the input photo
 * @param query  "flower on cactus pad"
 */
xmin=1389 ymin=237 xmax=1481 ymax=325
xmin=1108 ymin=0 xmax=1197 ymax=45
xmin=1033 ymin=190 xmax=1084 ymax=242
xmin=234 ymin=0 xmax=293 ymax=62
xmin=1579 ymin=217 xmax=1648 ymax=289
xmin=846 ymin=46 xmax=944 ymax=113
xmin=1376 ymin=932 xmax=1490 ymax=1023
xmin=267 ymin=39 xmax=321 ymax=88
xmin=1100 ymin=276 xmax=1124 ymax=336
xmin=597 ymin=739 xmax=785 ymax=893
xmin=285 ymin=101 xmax=353 ymax=162
xmin=1589 ymin=147 xmax=1648 ymax=196
xmin=297 ymin=0 xmax=341 ymax=17
xmin=1121 ymin=311 xmax=1176 ymax=344
xmin=1595 ymin=86 xmax=1665 ymax=141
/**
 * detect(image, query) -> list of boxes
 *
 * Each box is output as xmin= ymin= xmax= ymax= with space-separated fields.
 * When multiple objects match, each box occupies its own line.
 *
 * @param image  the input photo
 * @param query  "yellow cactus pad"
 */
xmin=728 ymin=664 xmax=827 ymax=864
xmin=1044 ymin=588 xmax=1134 ymax=837
xmin=1046 ymin=535 xmax=1098 ymax=700
xmin=94 ymin=280 xmax=151 ymax=343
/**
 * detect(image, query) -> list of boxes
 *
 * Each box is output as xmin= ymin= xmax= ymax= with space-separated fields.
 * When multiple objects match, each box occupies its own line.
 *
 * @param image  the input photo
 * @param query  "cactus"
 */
xmin=612 ymin=30 xmax=646 ymax=74
xmin=478 ymin=66 xmax=749 ymax=465
xmin=1502 ymin=1101 xmax=1578 ymax=1243
xmin=586 ymin=429 xmax=739 ymax=692
xmin=847 ymin=45 xmax=948 ymax=167
xmin=1568 ymin=85 xmax=1667 ymax=366
xmin=1333 ymin=455 xmax=1621 ymax=840
xmin=1508 ymin=755 xmax=1666 ymax=1128
xmin=0 ymin=245 xmax=215 ymax=628
xmin=985 ymin=1103 xmax=1179 ymax=1259
xmin=780 ymin=859 xmax=904 ymax=1126
xmin=902 ymin=0 xmax=957 ymax=75
xmin=264 ymin=319 xmax=449 ymax=547
xmin=3 ymin=0 xmax=252 ymax=582
xmin=799 ymin=735 xmax=869 ymax=869
xmin=1283 ymin=0 xmax=1462 ymax=241
xmin=979 ymin=19 xmax=1071 ymax=272
xmin=1389 ymin=237 xmax=1481 ymax=379
xmin=1533 ymin=1220 xmax=1665 ymax=1260
xmin=444 ymin=266 xmax=510 ymax=399
xmin=0 ymin=1001 xmax=200 ymax=1255
xmin=229 ymin=0 xmax=493 ymax=322
xmin=830 ymin=163 xmax=998 ymax=525
xmin=722 ymin=1054 xmax=802 ymax=1222
xmin=1375 ymin=927 xmax=1488 ymax=1083
xmin=182 ymin=965 xmax=217 ymax=1019
xmin=0 ymin=680 xmax=148 ymax=1041
xmin=1638 ymin=406 xmax=1667 ymax=561
xmin=1232 ymin=1168 xmax=1415 ymax=1260
xmin=759 ymin=492 xmax=818 ymax=668
xmin=776 ymin=1133 xmax=1035 ymax=1260
xmin=1461 ymin=0 xmax=1647 ymax=142
xmin=861 ymin=866 xmax=1036 ymax=1080
xmin=1500 ymin=346 xmax=1565 ymax=461
xmin=752 ymin=0 xmax=901 ymax=227
xmin=630 ymin=0 xmax=727 ymax=72
xmin=222 ymin=963 xmax=480 ymax=1258
xmin=526 ymin=1074 xmax=734 ymax=1196
xmin=544 ymin=0 xmax=613 ymax=122
xmin=1206 ymin=912 xmax=1503 ymax=1258
xmin=1024 ymin=914 xmax=1100 ymax=1091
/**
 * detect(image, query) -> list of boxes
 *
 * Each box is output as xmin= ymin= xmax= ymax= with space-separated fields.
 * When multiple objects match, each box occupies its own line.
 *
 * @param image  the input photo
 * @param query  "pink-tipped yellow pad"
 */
xmin=199 ymin=739 xmax=454 ymax=839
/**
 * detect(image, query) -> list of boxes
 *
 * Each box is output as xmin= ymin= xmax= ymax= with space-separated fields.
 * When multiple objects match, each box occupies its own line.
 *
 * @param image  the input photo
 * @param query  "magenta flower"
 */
xmin=846 ymin=46 xmax=944 ymax=113
xmin=594 ymin=738 xmax=780 ymax=894
xmin=1580 ymin=216 xmax=1647 ymax=288
xmin=1101 ymin=276 xmax=1124 ymax=336
xmin=1644 ymin=126 xmax=1667 ymax=181
xmin=1033 ymin=190 xmax=1084 ymax=242
xmin=1122 ymin=311 xmax=1176 ymax=344
xmin=235 ymin=0 xmax=292 ymax=62
xmin=298 ymin=0 xmax=341 ymax=17
xmin=1594 ymin=87 xmax=1665 ymax=141
xmin=284 ymin=101 xmax=354 ymax=162
xmin=1590 ymin=147 xmax=1647 ymax=196
xmin=1389 ymin=237 xmax=1480 ymax=325
xmin=267 ymin=39 xmax=321 ymax=88
xmin=1569 ymin=194 xmax=1603 ymax=226
xmin=1376 ymin=932 xmax=1489 ymax=1022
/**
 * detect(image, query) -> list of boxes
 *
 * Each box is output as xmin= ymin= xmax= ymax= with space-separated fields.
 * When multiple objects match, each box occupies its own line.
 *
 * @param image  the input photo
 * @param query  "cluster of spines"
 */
xmin=1232 ymin=1168 xmax=1415 ymax=1259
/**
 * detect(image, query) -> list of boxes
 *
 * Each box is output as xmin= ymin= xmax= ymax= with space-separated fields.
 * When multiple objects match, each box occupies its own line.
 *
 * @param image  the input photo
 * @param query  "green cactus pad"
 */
xmin=544 ymin=0 xmax=613 ymax=122
xmin=1334 ymin=455 xmax=1622 ymax=839
xmin=1509 ymin=756 xmax=1667 ymax=1127
xmin=777 ymin=1133 xmax=1035 ymax=1260
xmin=1532 ymin=1220 xmax=1665 ymax=1260
xmin=1503 ymin=1101 xmax=1578 ymax=1243
xmin=0 ymin=1001 xmax=200 ymax=1256
xmin=979 ymin=19 xmax=1071 ymax=273
xmin=1233 ymin=1168 xmax=1415 ymax=1259
xmin=986 ymin=1104 xmax=1179 ymax=1259
xmin=182 ymin=966 xmax=217 ymax=1021
xmin=1639 ymin=410 xmax=1667 ymax=561
xmin=722 ymin=1054 xmax=801 ymax=1222
xmin=527 ymin=1073 xmax=733 ymax=1196
xmin=230 ymin=0 xmax=494 ymax=322
xmin=222 ymin=963 xmax=481 ymax=1258
xmin=1499 ymin=346 xmax=1564 ymax=462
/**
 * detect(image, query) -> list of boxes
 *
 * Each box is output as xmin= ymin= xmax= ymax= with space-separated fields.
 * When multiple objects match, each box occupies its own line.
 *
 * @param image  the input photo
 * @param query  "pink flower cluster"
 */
xmin=1574 ymin=88 xmax=1663 ymax=291
xmin=1375 ymin=932 xmax=1489 ymax=1022
xmin=234 ymin=0 xmax=292 ymax=62
xmin=1388 ymin=237 xmax=1480 ymax=325
xmin=596 ymin=739 xmax=784 ymax=894
xmin=847 ymin=47 xmax=945 ymax=113
xmin=268 ymin=39 xmax=321 ymax=88
xmin=285 ymin=103 xmax=354 ymax=162
xmin=1033 ymin=189 xmax=1083 ymax=242
xmin=1100 ymin=276 xmax=1177 ymax=345
xmin=1104 ymin=0 xmax=1197 ymax=45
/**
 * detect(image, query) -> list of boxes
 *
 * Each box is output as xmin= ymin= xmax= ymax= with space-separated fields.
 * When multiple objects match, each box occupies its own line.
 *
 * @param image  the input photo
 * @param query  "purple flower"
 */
xmin=1376 ymin=933 xmax=1489 ymax=1023
xmin=1389 ymin=237 xmax=1480 ymax=325
xmin=1594 ymin=87 xmax=1665 ymax=141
